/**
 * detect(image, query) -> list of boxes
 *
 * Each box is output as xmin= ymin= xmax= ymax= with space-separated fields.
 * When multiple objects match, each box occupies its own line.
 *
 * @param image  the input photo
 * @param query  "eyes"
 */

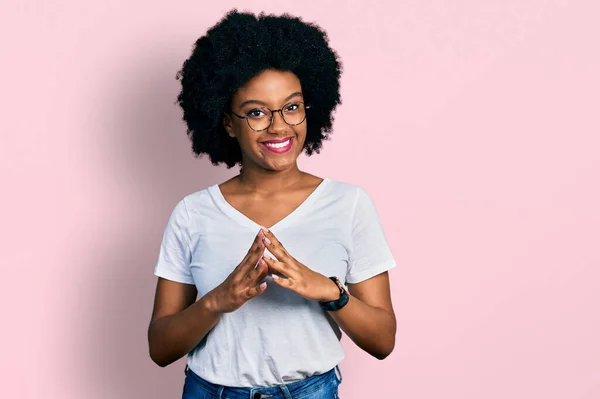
xmin=247 ymin=109 xmax=266 ymax=118
xmin=285 ymin=103 xmax=300 ymax=112
xmin=245 ymin=102 xmax=302 ymax=119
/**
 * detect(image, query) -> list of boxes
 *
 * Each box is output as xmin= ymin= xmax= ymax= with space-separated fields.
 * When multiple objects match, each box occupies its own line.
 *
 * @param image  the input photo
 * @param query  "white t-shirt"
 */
xmin=154 ymin=177 xmax=396 ymax=387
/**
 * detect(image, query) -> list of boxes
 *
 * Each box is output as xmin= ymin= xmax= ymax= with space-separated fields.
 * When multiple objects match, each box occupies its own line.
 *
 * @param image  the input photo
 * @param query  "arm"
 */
xmin=148 ymin=228 xmax=269 ymax=367
xmin=148 ymin=198 xmax=221 ymax=367
xmin=324 ymin=272 xmax=396 ymax=359
xmin=325 ymin=186 xmax=397 ymax=358
xmin=147 ymin=278 xmax=221 ymax=367
xmin=260 ymin=228 xmax=396 ymax=360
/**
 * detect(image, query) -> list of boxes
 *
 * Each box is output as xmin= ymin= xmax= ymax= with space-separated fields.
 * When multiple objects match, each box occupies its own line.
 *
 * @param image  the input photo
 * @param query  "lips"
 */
xmin=262 ymin=137 xmax=293 ymax=144
xmin=261 ymin=137 xmax=294 ymax=153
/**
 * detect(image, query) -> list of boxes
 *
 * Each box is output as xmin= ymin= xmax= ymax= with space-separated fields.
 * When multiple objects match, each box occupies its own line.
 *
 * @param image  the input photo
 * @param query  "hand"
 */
xmin=207 ymin=229 xmax=270 ymax=313
xmin=260 ymin=228 xmax=341 ymax=302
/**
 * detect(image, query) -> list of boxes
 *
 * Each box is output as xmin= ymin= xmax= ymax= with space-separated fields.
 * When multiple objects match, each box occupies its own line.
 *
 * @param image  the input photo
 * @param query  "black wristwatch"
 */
xmin=319 ymin=276 xmax=349 ymax=311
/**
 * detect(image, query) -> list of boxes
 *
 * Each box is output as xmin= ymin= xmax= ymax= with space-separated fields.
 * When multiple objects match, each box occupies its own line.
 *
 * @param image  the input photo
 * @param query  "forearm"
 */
xmin=328 ymin=294 xmax=396 ymax=359
xmin=148 ymin=294 xmax=221 ymax=367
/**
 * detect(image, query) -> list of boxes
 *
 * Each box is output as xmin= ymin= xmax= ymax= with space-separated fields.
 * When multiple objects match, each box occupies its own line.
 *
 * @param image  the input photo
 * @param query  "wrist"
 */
xmin=318 ymin=276 xmax=350 ymax=312
xmin=201 ymin=291 xmax=222 ymax=315
xmin=319 ymin=276 xmax=342 ymax=302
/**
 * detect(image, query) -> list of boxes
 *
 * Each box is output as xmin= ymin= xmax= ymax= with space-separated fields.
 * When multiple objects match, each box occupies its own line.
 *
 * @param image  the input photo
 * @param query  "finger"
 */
xmin=238 ymin=229 xmax=263 ymax=265
xmin=249 ymin=229 xmax=265 ymax=254
xmin=261 ymin=229 xmax=293 ymax=263
xmin=246 ymin=257 xmax=270 ymax=283
xmin=256 ymin=258 xmax=270 ymax=281
xmin=262 ymin=255 xmax=293 ymax=278
xmin=271 ymin=274 xmax=292 ymax=289
xmin=238 ymin=229 xmax=266 ymax=272
xmin=245 ymin=281 xmax=267 ymax=299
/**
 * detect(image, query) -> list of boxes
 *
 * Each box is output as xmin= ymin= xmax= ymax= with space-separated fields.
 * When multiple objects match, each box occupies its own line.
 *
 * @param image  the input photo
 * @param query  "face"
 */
xmin=223 ymin=69 xmax=307 ymax=172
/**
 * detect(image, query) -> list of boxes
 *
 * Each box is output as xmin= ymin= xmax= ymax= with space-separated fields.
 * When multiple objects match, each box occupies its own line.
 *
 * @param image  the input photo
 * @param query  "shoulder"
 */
xmin=322 ymin=179 xmax=385 ymax=223
xmin=168 ymin=184 xmax=219 ymax=218
xmin=322 ymin=177 xmax=368 ymax=203
xmin=182 ymin=186 xmax=213 ymax=206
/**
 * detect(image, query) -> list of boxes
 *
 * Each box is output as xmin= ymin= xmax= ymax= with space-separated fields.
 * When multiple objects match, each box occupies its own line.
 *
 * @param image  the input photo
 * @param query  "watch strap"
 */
xmin=319 ymin=276 xmax=349 ymax=311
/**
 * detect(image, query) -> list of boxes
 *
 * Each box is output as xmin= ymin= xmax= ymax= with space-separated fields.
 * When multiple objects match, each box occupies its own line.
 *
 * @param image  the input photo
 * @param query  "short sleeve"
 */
xmin=154 ymin=198 xmax=195 ymax=285
xmin=346 ymin=187 xmax=396 ymax=284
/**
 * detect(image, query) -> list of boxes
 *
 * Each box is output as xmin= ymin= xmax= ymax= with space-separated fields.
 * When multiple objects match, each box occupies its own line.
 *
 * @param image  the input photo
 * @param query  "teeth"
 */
xmin=265 ymin=139 xmax=291 ymax=149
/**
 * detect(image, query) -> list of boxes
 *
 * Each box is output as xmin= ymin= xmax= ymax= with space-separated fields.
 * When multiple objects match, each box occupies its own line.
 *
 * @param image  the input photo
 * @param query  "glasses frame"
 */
xmin=230 ymin=101 xmax=311 ymax=132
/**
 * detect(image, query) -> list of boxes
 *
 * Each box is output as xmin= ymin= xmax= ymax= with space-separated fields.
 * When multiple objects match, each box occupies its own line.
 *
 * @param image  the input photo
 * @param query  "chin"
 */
xmin=256 ymin=139 xmax=304 ymax=171
xmin=263 ymin=156 xmax=298 ymax=171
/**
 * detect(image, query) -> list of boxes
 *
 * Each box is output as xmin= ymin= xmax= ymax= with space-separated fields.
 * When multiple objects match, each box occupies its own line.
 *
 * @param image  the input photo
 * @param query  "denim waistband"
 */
xmin=184 ymin=365 xmax=342 ymax=399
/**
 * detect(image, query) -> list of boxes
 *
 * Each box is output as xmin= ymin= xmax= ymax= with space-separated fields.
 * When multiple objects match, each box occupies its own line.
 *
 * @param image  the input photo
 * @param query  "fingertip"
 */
xmin=259 ymin=282 xmax=267 ymax=289
xmin=271 ymin=275 xmax=285 ymax=286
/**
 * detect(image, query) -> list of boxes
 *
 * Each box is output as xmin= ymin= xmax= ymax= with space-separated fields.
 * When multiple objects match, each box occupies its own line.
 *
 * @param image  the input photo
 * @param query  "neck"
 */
xmin=237 ymin=163 xmax=304 ymax=194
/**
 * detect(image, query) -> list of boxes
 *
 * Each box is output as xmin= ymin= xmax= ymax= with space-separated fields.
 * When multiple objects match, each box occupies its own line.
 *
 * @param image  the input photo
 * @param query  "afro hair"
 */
xmin=175 ymin=9 xmax=343 ymax=168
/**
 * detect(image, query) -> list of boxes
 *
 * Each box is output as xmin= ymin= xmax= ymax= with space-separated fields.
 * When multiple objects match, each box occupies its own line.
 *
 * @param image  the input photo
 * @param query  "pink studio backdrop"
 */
xmin=1 ymin=0 xmax=599 ymax=398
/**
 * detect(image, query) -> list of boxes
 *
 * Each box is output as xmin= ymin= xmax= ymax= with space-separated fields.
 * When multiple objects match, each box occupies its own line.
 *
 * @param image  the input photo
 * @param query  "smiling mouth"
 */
xmin=261 ymin=137 xmax=294 ymax=153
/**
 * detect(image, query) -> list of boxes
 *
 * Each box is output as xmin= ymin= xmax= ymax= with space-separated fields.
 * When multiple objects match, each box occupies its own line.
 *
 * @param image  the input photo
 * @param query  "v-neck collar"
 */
xmin=208 ymin=177 xmax=331 ymax=231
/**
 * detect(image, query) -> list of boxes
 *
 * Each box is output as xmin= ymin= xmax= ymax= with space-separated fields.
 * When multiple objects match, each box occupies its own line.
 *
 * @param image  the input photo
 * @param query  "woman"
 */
xmin=148 ymin=10 xmax=397 ymax=399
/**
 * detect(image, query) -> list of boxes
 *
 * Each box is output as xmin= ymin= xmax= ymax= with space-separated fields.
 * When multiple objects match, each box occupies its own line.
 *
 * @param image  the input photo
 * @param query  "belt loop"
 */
xmin=279 ymin=383 xmax=293 ymax=399
xmin=334 ymin=365 xmax=343 ymax=383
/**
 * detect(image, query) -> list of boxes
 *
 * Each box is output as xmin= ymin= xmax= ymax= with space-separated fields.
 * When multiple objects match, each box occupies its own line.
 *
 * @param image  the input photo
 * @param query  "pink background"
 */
xmin=2 ymin=0 xmax=599 ymax=398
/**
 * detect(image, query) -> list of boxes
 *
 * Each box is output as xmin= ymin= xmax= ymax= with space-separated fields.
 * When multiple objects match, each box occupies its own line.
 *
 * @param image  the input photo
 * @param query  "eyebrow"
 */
xmin=239 ymin=92 xmax=303 ymax=108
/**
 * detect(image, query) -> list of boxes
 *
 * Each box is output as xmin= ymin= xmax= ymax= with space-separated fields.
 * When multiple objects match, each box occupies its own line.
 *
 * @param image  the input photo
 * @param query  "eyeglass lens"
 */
xmin=245 ymin=102 xmax=306 ymax=131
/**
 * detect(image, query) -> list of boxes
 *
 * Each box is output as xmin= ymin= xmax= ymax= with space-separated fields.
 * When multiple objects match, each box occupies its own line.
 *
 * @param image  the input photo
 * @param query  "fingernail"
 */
xmin=263 ymin=236 xmax=272 ymax=245
xmin=272 ymin=274 xmax=280 ymax=280
xmin=260 ymin=282 xmax=267 ymax=289
xmin=263 ymin=254 xmax=271 ymax=260
xmin=257 ymin=229 xmax=263 ymax=237
xmin=258 ymin=240 xmax=264 ymax=248
xmin=260 ymin=226 xmax=269 ymax=232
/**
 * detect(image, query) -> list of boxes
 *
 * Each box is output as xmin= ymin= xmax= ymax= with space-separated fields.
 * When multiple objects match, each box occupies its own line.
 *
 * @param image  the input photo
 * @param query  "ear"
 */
xmin=222 ymin=113 xmax=236 ymax=138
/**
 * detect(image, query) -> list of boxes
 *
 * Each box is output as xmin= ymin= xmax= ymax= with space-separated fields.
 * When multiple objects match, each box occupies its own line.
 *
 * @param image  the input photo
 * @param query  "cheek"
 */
xmin=235 ymin=126 xmax=255 ymax=146
xmin=295 ymin=127 xmax=307 ymax=146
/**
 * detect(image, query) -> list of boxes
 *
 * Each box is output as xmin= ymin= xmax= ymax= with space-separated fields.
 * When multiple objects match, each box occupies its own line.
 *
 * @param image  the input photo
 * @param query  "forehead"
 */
xmin=233 ymin=69 xmax=302 ymax=107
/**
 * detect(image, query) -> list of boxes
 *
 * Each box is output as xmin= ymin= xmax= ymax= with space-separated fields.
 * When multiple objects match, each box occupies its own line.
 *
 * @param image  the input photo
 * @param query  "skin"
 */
xmin=147 ymin=69 xmax=396 ymax=368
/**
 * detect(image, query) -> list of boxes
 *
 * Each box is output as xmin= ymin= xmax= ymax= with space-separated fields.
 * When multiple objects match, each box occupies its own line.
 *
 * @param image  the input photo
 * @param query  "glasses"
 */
xmin=230 ymin=102 xmax=310 ymax=132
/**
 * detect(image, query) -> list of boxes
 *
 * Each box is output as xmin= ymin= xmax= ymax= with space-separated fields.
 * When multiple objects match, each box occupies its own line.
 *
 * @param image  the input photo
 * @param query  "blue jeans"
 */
xmin=182 ymin=365 xmax=343 ymax=399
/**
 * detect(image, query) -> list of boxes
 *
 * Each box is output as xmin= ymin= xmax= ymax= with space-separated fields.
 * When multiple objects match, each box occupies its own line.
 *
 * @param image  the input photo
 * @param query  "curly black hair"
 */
xmin=175 ymin=9 xmax=343 ymax=168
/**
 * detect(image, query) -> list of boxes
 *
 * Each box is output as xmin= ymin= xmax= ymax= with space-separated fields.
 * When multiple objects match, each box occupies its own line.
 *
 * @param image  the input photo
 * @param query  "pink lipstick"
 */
xmin=261 ymin=137 xmax=294 ymax=154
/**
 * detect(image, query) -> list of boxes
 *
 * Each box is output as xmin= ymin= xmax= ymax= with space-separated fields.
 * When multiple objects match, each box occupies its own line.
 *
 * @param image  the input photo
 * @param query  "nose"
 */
xmin=267 ymin=110 xmax=288 ymax=134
